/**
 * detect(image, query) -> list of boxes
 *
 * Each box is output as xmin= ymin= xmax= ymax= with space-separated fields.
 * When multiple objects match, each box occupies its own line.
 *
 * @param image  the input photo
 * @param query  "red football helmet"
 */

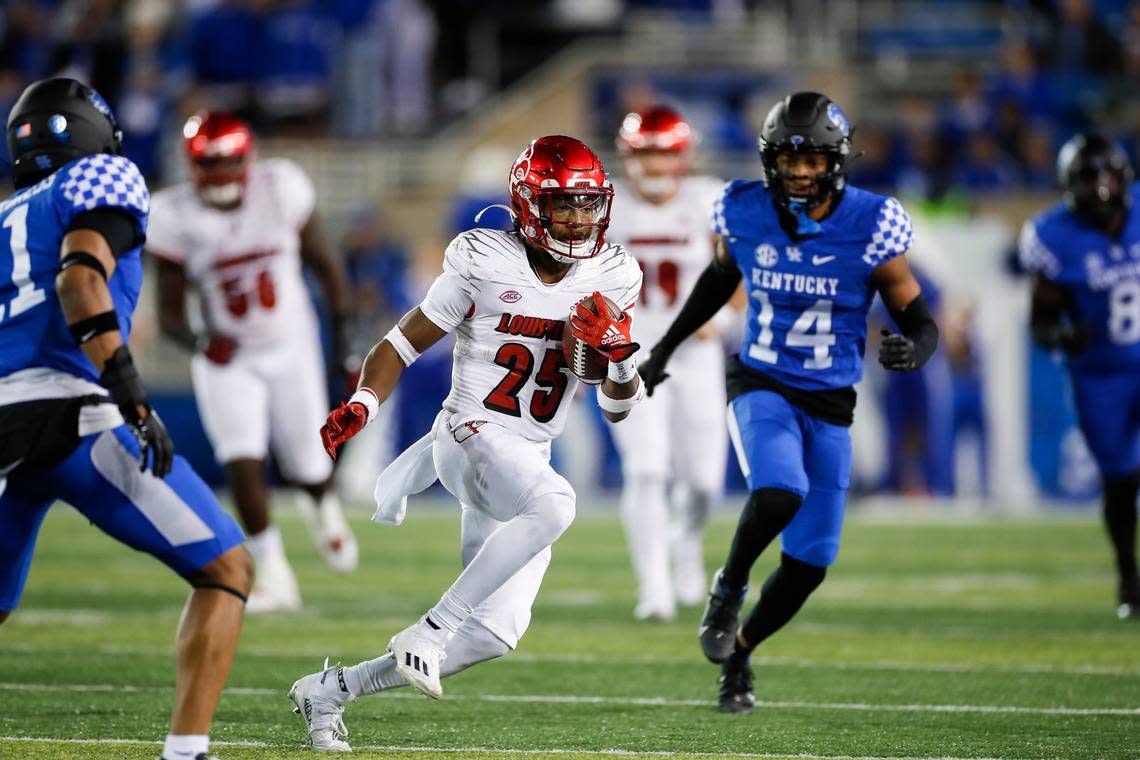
xmin=616 ymin=105 xmax=693 ymax=202
xmin=508 ymin=135 xmax=614 ymax=263
xmin=183 ymin=111 xmax=253 ymax=208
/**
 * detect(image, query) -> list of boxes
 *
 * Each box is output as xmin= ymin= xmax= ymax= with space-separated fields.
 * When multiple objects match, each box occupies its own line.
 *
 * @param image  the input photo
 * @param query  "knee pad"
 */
xmin=780 ymin=551 xmax=827 ymax=593
xmin=745 ymin=487 xmax=803 ymax=527
xmin=523 ymin=490 xmax=576 ymax=545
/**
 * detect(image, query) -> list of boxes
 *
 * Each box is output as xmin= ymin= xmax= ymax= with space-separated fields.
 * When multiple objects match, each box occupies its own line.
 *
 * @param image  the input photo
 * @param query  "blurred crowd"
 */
xmin=852 ymin=0 xmax=1140 ymax=201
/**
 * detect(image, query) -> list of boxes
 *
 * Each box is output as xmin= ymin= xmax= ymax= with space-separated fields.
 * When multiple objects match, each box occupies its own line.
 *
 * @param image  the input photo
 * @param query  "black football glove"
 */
xmin=878 ymin=328 xmax=919 ymax=371
xmin=638 ymin=344 xmax=674 ymax=396
xmin=100 ymin=346 xmax=174 ymax=477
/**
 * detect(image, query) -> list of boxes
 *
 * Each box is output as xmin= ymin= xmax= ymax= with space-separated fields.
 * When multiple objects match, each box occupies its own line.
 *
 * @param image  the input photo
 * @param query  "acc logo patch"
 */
xmin=499 ymin=290 xmax=522 ymax=303
xmin=754 ymin=243 xmax=779 ymax=268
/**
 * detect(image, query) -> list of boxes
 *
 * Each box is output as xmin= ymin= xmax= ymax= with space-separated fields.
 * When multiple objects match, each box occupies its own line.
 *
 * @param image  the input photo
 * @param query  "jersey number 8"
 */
xmin=1108 ymin=280 xmax=1140 ymax=345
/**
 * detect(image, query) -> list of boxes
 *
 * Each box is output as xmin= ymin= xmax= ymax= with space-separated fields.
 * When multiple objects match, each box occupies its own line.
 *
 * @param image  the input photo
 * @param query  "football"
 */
xmin=562 ymin=293 xmax=620 ymax=384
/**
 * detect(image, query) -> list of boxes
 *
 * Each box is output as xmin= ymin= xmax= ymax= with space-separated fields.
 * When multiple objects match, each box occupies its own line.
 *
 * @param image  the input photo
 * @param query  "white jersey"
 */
xmin=419 ymin=229 xmax=642 ymax=443
xmin=607 ymin=176 xmax=725 ymax=348
xmin=146 ymin=159 xmax=318 ymax=348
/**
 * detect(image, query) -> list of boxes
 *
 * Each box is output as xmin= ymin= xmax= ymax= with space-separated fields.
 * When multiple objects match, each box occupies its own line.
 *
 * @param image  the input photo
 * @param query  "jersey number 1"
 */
xmin=748 ymin=290 xmax=836 ymax=369
xmin=0 ymin=204 xmax=47 ymax=322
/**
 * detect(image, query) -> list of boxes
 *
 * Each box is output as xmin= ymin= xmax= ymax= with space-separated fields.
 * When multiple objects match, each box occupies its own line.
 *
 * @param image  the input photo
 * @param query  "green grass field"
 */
xmin=2 ymin=500 xmax=1138 ymax=759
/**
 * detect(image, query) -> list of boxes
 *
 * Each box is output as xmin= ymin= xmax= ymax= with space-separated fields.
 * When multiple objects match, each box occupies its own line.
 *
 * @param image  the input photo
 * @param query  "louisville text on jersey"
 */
xmin=493 ymin=312 xmax=567 ymax=341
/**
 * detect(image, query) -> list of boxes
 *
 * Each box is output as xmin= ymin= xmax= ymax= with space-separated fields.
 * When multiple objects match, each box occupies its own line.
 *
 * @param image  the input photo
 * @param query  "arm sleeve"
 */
xmin=419 ymin=236 xmax=477 ymax=332
xmin=654 ymin=257 xmax=742 ymax=354
xmin=887 ymin=293 xmax=939 ymax=369
xmin=271 ymin=158 xmax=317 ymax=230
xmin=1018 ymin=219 xmax=1063 ymax=279
xmin=861 ymin=197 xmax=913 ymax=267
xmin=67 ymin=208 xmax=143 ymax=257
xmin=55 ymin=154 xmax=149 ymax=244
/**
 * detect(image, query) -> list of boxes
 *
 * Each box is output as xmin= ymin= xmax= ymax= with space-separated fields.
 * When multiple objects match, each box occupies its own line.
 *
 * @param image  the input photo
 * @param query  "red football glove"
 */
xmin=203 ymin=335 xmax=238 ymax=365
xmin=569 ymin=291 xmax=640 ymax=362
xmin=320 ymin=401 xmax=369 ymax=460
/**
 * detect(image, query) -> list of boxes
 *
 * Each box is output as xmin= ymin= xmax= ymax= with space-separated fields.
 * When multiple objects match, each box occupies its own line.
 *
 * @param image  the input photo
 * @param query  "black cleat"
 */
xmin=160 ymin=755 xmax=218 ymax=760
xmin=699 ymin=568 xmax=747 ymax=663
xmin=718 ymin=656 xmax=755 ymax=714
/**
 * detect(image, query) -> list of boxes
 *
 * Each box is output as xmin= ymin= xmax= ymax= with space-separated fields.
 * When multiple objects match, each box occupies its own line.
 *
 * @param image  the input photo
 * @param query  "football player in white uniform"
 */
xmin=147 ymin=112 xmax=358 ymax=613
xmin=606 ymin=105 xmax=735 ymax=621
xmin=287 ymin=135 xmax=643 ymax=751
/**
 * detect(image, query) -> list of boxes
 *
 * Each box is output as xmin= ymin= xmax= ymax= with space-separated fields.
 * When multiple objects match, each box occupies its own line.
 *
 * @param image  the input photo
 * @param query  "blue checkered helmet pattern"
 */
xmin=862 ymin=197 xmax=912 ymax=266
xmin=57 ymin=153 xmax=149 ymax=220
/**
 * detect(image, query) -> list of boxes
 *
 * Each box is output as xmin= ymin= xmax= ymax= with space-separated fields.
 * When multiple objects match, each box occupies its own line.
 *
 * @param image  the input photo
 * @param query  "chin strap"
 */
xmin=786 ymin=202 xmax=823 ymax=236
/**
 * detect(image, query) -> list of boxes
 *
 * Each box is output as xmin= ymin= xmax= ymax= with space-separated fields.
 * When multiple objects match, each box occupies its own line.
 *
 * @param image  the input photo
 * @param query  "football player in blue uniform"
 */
xmin=1020 ymin=133 xmax=1140 ymax=621
xmin=0 ymin=79 xmax=251 ymax=760
xmin=639 ymin=92 xmax=939 ymax=713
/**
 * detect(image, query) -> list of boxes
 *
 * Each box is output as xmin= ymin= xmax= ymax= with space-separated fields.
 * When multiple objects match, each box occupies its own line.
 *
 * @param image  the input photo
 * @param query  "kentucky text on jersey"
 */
xmin=713 ymin=180 xmax=913 ymax=391
xmin=750 ymin=267 xmax=841 ymax=297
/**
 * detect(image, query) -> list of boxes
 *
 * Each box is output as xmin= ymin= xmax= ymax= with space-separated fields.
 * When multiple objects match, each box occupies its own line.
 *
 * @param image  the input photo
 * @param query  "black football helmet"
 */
xmin=1057 ymin=133 xmax=1133 ymax=232
xmin=758 ymin=91 xmax=853 ymax=213
xmin=6 ymin=77 xmax=123 ymax=189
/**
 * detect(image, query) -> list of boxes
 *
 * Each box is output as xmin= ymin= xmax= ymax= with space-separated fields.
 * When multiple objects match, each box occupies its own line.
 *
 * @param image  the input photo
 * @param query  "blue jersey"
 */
xmin=714 ymin=181 xmax=913 ymax=391
xmin=1019 ymin=186 xmax=1140 ymax=373
xmin=0 ymin=154 xmax=149 ymax=382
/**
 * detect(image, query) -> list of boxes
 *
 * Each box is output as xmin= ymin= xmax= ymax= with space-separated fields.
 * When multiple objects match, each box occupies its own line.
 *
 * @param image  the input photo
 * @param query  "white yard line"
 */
xmin=0 ymin=736 xmax=1048 ymax=760
xmin=1 ymin=681 xmax=1136 ymax=716
xmin=3 ymin=641 xmax=1138 ymax=677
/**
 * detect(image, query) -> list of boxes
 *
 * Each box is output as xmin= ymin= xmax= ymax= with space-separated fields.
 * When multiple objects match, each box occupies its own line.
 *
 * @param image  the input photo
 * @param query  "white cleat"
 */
xmin=298 ymin=494 xmax=359 ymax=573
xmin=288 ymin=657 xmax=354 ymax=752
xmin=245 ymin=555 xmax=302 ymax=614
xmin=388 ymin=620 xmax=449 ymax=699
xmin=634 ymin=598 xmax=676 ymax=623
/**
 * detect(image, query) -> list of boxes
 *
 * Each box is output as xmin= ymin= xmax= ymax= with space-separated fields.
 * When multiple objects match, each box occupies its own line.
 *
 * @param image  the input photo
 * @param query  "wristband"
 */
xmin=597 ymin=377 xmax=645 ymax=414
xmin=68 ymin=309 xmax=119 ymax=345
xmin=349 ymin=387 xmax=380 ymax=423
xmin=384 ymin=325 xmax=421 ymax=366
xmin=607 ymin=355 xmax=638 ymax=384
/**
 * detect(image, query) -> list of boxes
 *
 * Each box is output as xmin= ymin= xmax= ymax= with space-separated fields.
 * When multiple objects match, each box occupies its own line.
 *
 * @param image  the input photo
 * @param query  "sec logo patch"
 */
xmin=754 ymin=243 xmax=779 ymax=268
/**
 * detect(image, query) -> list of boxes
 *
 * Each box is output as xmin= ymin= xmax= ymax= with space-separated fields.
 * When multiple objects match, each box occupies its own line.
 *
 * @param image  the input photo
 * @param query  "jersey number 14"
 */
xmin=1 ymin=204 xmax=47 ymax=322
xmin=748 ymin=290 xmax=837 ymax=370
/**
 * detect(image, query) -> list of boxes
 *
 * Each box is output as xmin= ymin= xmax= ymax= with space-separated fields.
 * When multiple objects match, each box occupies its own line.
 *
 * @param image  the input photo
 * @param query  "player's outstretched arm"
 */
xmin=1028 ymin=273 xmax=1088 ymax=353
xmin=640 ymin=235 xmax=742 ymax=395
xmin=56 ymin=227 xmax=173 ymax=476
xmin=872 ymin=254 xmax=939 ymax=371
xmin=300 ymin=211 xmax=355 ymax=379
xmin=320 ymin=307 xmax=447 ymax=459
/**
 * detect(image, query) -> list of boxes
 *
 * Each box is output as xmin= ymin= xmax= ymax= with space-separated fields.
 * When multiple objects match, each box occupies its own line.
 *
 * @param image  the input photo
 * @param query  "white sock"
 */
xmin=246 ymin=525 xmax=285 ymax=566
xmin=620 ymin=475 xmax=673 ymax=606
xmin=343 ymin=621 xmax=510 ymax=697
xmin=162 ymin=734 xmax=208 ymax=760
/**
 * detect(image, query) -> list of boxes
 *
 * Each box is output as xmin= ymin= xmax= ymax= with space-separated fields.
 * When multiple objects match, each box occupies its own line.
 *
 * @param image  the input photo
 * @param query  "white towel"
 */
xmin=371 ymin=431 xmax=438 ymax=525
